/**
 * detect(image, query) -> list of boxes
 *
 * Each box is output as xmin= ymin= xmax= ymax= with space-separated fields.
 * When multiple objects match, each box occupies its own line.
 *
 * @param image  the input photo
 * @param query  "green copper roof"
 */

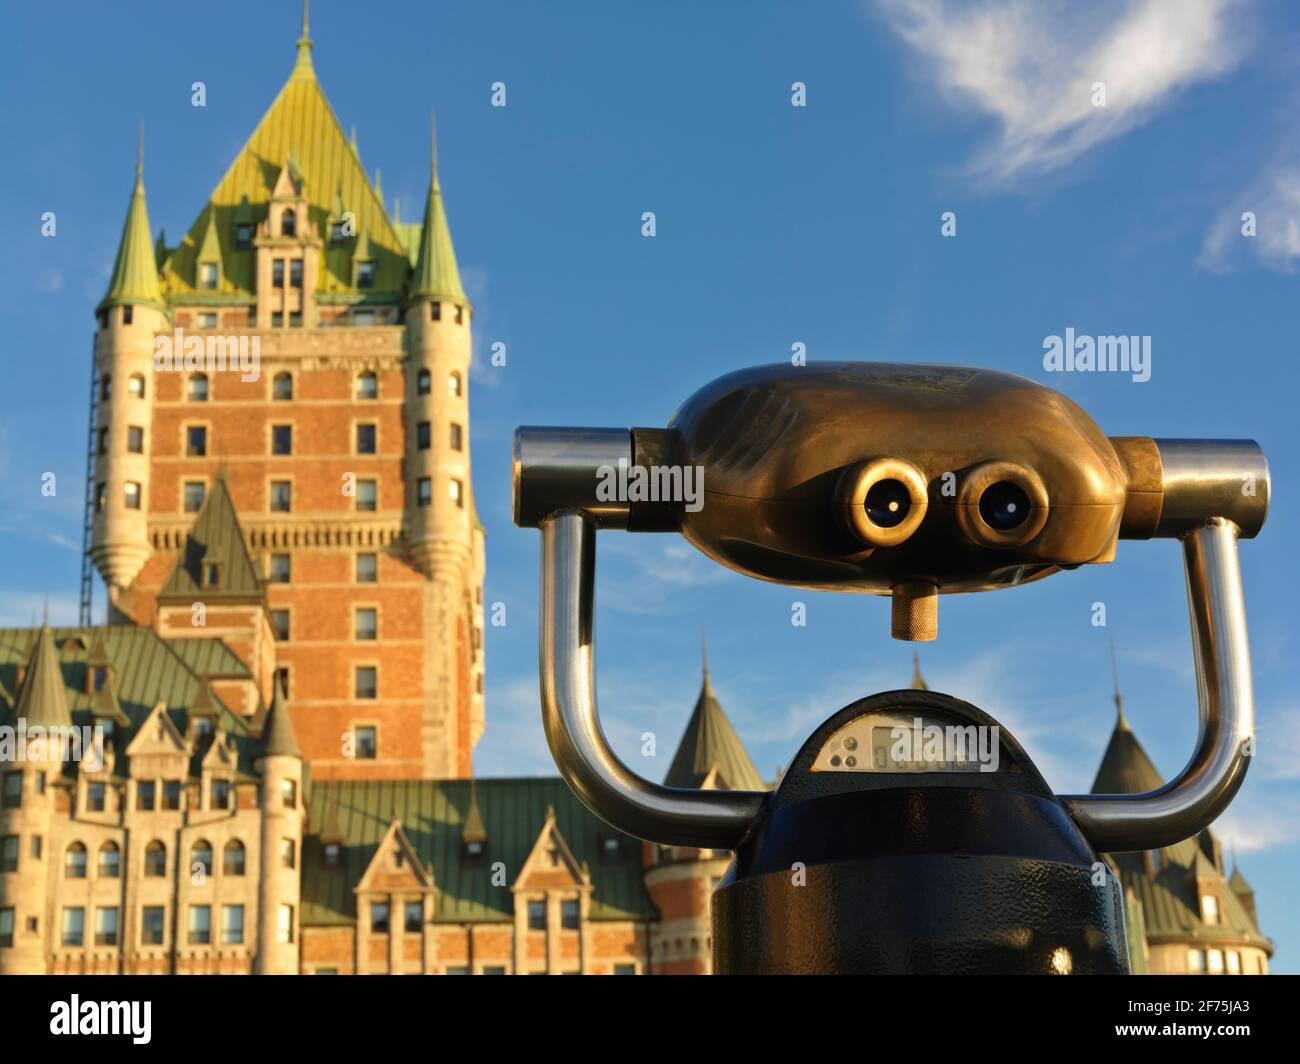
xmin=300 ymin=778 xmax=656 ymax=925
xmin=258 ymin=680 xmax=302 ymax=760
xmin=663 ymin=657 xmax=765 ymax=792
xmin=99 ymin=147 xmax=166 ymax=314
xmin=160 ymin=26 xmax=409 ymax=300
xmin=12 ymin=623 xmax=72 ymax=729
xmin=408 ymin=127 xmax=468 ymax=307
xmin=1089 ymin=711 xmax=1162 ymax=796
xmin=1229 ymin=864 xmax=1254 ymax=894
xmin=0 ymin=625 xmax=257 ymax=778
xmin=159 ymin=474 xmax=263 ymax=602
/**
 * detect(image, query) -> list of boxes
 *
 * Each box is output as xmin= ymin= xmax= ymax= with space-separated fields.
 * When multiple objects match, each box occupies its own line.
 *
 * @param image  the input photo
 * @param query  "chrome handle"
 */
xmin=539 ymin=509 xmax=765 ymax=848
xmin=1063 ymin=517 xmax=1256 ymax=852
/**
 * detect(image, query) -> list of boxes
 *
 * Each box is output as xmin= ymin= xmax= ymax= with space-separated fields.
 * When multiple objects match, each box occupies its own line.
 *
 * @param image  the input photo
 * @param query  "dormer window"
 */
xmin=330 ymin=222 xmax=346 ymax=244
xmin=281 ymin=209 xmax=296 ymax=237
xmin=202 ymin=562 xmax=222 ymax=589
xmin=192 ymin=717 xmax=214 ymax=740
xmin=465 ymin=839 xmax=484 ymax=859
xmin=601 ymin=836 xmax=620 ymax=860
xmin=323 ymin=842 xmax=340 ymax=865
xmin=356 ymin=260 xmax=375 ymax=288
xmin=199 ymin=262 xmax=218 ymax=290
xmin=91 ymin=666 xmax=107 ymax=692
xmin=234 ymin=224 xmax=254 ymax=250
xmin=211 ymin=779 xmax=230 ymax=810
xmin=1201 ymin=894 xmax=1220 ymax=925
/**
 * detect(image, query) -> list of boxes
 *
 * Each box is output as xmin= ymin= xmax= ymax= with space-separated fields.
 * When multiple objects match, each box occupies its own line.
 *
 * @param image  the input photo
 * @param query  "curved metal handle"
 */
xmin=1063 ymin=517 xmax=1256 ymax=852
xmin=540 ymin=510 xmax=765 ymax=848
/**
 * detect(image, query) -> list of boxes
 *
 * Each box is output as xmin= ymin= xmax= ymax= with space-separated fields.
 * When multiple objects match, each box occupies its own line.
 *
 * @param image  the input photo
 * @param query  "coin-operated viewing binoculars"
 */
xmin=513 ymin=363 xmax=1269 ymax=974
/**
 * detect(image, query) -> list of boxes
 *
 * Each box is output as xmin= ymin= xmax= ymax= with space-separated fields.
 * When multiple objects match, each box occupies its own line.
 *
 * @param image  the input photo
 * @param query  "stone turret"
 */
xmin=254 ymin=682 xmax=303 ymax=973
xmin=91 ymin=135 xmax=168 ymax=606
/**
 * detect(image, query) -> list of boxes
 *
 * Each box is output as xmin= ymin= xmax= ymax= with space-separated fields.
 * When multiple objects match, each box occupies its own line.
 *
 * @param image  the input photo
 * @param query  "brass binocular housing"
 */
xmin=515 ymin=362 xmax=1269 ymax=640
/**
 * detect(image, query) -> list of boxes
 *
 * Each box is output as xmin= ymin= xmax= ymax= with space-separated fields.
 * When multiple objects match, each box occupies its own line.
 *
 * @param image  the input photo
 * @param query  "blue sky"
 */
xmin=1 ymin=1 xmax=1297 ymax=969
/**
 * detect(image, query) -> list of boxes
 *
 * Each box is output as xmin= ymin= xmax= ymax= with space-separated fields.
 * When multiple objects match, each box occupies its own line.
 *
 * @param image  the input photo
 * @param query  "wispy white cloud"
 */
xmin=1212 ymin=791 xmax=1300 ymax=853
xmin=0 ymin=591 xmax=79 ymax=630
xmin=596 ymin=538 xmax=731 ymax=616
xmin=877 ymin=0 xmax=1249 ymax=185
xmin=1200 ymin=161 xmax=1300 ymax=272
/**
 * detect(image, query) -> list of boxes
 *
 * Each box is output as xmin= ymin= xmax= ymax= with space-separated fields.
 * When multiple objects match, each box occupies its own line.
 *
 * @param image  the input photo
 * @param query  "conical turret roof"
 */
xmin=259 ymin=679 xmax=301 ymax=760
xmin=14 ymin=622 xmax=72 ymax=729
xmin=99 ymin=133 xmax=165 ymax=314
xmin=409 ymin=117 xmax=468 ymax=307
xmin=664 ymin=646 xmax=764 ymax=791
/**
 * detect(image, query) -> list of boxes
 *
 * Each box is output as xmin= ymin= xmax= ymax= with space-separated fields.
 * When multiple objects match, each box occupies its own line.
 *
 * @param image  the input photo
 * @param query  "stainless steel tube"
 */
xmin=539 ymin=510 xmax=765 ymax=848
xmin=1063 ymin=518 xmax=1255 ymax=852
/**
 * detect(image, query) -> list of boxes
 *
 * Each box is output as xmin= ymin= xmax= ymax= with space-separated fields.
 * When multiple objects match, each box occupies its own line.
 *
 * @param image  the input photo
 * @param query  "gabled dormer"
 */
xmin=195 ymin=206 xmax=223 ymax=294
xmin=124 ymin=700 xmax=190 ymax=788
xmin=513 ymin=806 xmax=590 ymax=894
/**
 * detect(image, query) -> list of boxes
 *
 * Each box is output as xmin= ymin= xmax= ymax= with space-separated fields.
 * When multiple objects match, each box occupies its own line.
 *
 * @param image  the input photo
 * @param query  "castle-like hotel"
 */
xmin=0 ymin=15 xmax=1272 ymax=976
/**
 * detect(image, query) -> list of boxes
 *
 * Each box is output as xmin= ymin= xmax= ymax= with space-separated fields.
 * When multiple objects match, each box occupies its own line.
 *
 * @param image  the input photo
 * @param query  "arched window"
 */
xmin=64 ymin=842 xmax=87 ymax=878
xmin=144 ymin=840 xmax=166 ymax=877
xmin=281 ymin=208 xmax=296 ymax=237
xmin=417 ymin=369 xmax=431 ymax=396
xmin=98 ymin=841 xmax=120 ymax=877
xmin=356 ymin=371 xmax=378 ymax=400
xmin=128 ymin=373 xmax=146 ymax=399
xmin=273 ymin=372 xmax=293 ymax=401
xmin=191 ymin=840 xmax=213 ymax=879
xmin=223 ymin=839 xmax=246 ymax=876
xmin=448 ymin=372 xmax=462 ymax=399
xmin=188 ymin=373 xmax=209 ymax=402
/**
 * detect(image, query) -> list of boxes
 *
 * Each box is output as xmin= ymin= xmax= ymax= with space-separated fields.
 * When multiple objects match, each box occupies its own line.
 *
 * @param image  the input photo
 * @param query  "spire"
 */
xmin=159 ymin=471 xmax=263 ymax=601
xmin=664 ymin=650 xmax=764 ymax=791
xmin=1109 ymin=637 xmax=1127 ymax=727
xmin=291 ymin=0 xmax=315 ymax=81
xmin=14 ymin=622 xmax=72 ymax=729
xmin=373 ymin=168 xmax=384 ymax=213
xmin=463 ymin=774 xmax=487 ymax=844
xmin=99 ymin=130 xmax=165 ymax=314
xmin=1090 ymin=704 xmax=1162 ymax=795
xmin=910 ymin=651 xmax=928 ymax=691
xmin=408 ymin=112 xmax=468 ymax=307
xmin=260 ymin=677 xmax=302 ymax=760
xmin=701 ymin=631 xmax=710 ymax=686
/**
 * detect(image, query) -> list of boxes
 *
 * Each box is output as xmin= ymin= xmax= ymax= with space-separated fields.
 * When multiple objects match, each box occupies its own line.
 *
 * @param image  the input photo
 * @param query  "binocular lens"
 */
xmin=865 ymin=479 xmax=912 ymax=528
xmin=978 ymin=481 xmax=1031 ymax=531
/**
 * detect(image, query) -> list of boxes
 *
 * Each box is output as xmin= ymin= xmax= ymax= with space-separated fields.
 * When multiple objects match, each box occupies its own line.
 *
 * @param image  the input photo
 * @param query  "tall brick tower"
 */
xmin=87 ymin=11 xmax=485 ymax=780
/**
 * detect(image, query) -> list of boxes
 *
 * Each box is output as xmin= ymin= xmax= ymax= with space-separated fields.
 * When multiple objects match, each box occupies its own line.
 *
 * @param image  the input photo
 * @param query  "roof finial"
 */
xmin=1109 ymin=636 xmax=1126 ymax=726
xmin=292 ymin=0 xmax=314 ymax=78
xmin=910 ymin=651 xmax=928 ymax=690
xmin=302 ymin=0 xmax=310 ymax=37
xmin=431 ymin=111 xmax=440 ymax=189
xmin=43 ymin=596 xmax=49 ymax=627
xmin=136 ymin=121 xmax=144 ymax=187
xmin=701 ymin=629 xmax=709 ymax=681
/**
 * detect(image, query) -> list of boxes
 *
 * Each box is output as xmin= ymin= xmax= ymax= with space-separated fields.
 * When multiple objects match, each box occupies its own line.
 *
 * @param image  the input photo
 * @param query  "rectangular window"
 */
xmin=289 ymin=259 xmax=303 ymax=289
xmin=248 ymin=304 xmax=258 ymax=325
xmin=35 ymin=772 xmax=44 ymax=795
xmin=270 ymin=610 xmax=290 ymax=641
xmin=1202 ymin=894 xmax=1220 ymax=925
xmin=186 ymin=425 xmax=207 ymax=456
xmin=0 ymin=908 xmax=14 ymax=948
xmin=198 ymin=312 xmax=218 ymax=329
xmin=275 ymin=667 xmax=290 ymax=699
xmin=1207 ymin=949 xmax=1224 ymax=974
xmin=86 ymin=782 xmax=106 ymax=812
xmin=417 ymin=421 xmax=431 ymax=450
xmin=124 ymin=482 xmax=142 ymax=510
xmin=137 ymin=780 xmax=155 ymax=811
xmin=234 ymin=224 xmax=254 ymax=250
xmin=188 ymin=905 xmax=211 ymax=944
xmin=450 ymin=423 xmax=463 ymax=451
xmin=356 ymin=261 xmax=375 ymax=288
xmin=371 ymin=903 xmax=390 ymax=933
xmin=95 ymin=906 xmax=119 ymax=946
xmin=455 ymin=305 xmax=464 ymax=324
xmin=352 ymin=309 xmax=376 ymax=327
xmin=277 ymin=904 xmax=294 ymax=944
xmin=483 ymin=965 xmax=507 ymax=976
xmin=355 ymin=608 xmax=377 ymax=641
xmin=355 ymin=725 xmax=377 ymax=760
xmin=356 ymin=553 xmax=377 ymax=582
xmin=356 ymin=423 xmax=376 ymax=454
xmin=96 ymin=482 xmax=106 ymax=512
xmin=280 ymin=838 xmax=295 ymax=870
xmin=272 ymin=259 xmax=285 ymax=288
xmin=527 ymin=900 xmax=546 ymax=931
xmin=211 ymin=778 xmax=230 ymax=810
xmin=162 ymin=780 xmax=181 ymax=811
xmin=613 ymin=964 xmax=637 ymax=976
xmin=1227 ymin=950 xmax=1241 ymax=975
xmin=269 ymin=553 xmax=291 ymax=583
xmin=1187 ymin=948 xmax=1206 ymax=972
xmin=221 ymin=905 xmax=244 ymax=945
xmin=323 ymin=842 xmax=340 ymax=865
xmin=0 ymin=835 xmax=18 ymax=873
xmin=561 ymin=899 xmax=580 ymax=930
xmin=141 ymin=906 xmax=165 ymax=946
xmin=127 ymin=425 xmax=144 ymax=453
xmin=356 ymin=480 xmax=377 ymax=512
xmin=404 ymin=901 xmax=423 ymax=933
xmin=289 ymin=311 xmax=302 ymax=327
xmin=31 ymin=835 xmax=41 ymax=859
xmin=183 ymin=482 xmax=205 ymax=513
xmin=270 ymin=481 xmax=292 ymax=512
xmin=449 ymin=478 xmax=464 ymax=507
xmin=271 ymin=424 xmax=293 ymax=455
xmin=281 ymin=778 xmax=296 ymax=809
xmin=62 ymin=907 xmax=84 ymax=947
xmin=430 ymin=301 xmax=442 ymax=321
xmin=97 ymin=427 xmax=107 ymax=455
xmin=202 ymin=562 xmax=222 ymax=589
xmin=417 ymin=477 xmax=432 ymax=507
xmin=271 ymin=311 xmax=284 ymax=328
xmin=355 ymin=667 xmax=377 ymax=700
xmin=1 ymin=773 xmax=20 ymax=808
xmin=122 ymin=306 xmax=133 ymax=325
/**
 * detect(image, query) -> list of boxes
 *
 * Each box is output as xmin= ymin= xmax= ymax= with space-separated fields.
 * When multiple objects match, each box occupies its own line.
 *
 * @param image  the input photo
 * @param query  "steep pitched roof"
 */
xmin=1089 ymin=713 xmax=1163 ymax=796
xmin=159 ymin=474 xmax=263 ymax=601
xmin=160 ymin=23 xmax=408 ymax=300
xmin=408 ymin=122 xmax=468 ymax=307
xmin=99 ymin=138 xmax=165 ymax=314
xmin=12 ymin=623 xmax=72 ymax=729
xmin=663 ymin=655 xmax=764 ymax=792
xmin=910 ymin=651 xmax=928 ymax=691
xmin=258 ymin=680 xmax=302 ymax=760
